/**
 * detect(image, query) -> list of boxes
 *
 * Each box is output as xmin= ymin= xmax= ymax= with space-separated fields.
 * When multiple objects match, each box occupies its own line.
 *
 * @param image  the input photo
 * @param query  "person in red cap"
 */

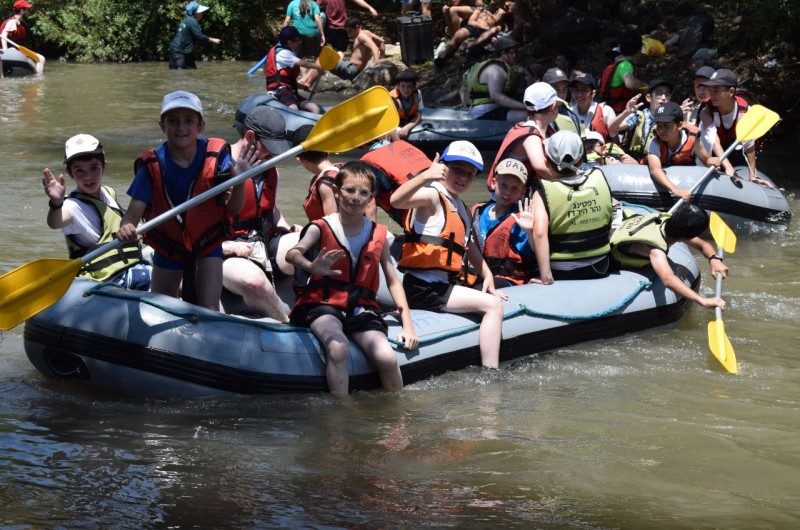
xmin=1 ymin=0 xmax=33 ymax=76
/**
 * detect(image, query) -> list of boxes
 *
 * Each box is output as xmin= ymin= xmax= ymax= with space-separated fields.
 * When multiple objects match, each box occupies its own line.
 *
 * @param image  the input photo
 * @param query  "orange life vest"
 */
xmin=135 ymin=138 xmax=231 ymax=259
xmin=228 ymin=167 xmax=278 ymax=239
xmin=471 ymin=202 xmax=536 ymax=285
xmin=487 ymin=123 xmax=544 ymax=190
xmin=389 ymin=87 xmax=420 ymax=125
xmin=303 ymin=164 xmax=341 ymax=222
xmin=265 ymin=44 xmax=300 ymax=91
xmin=293 ymin=217 xmax=386 ymax=314
xmin=657 ymin=124 xmax=699 ymax=166
xmin=360 ymin=140 xmax=431 ymax=223
xmin=599 ymin=60 xmax=637 ymax=113
xmin=398 ymin=187 xmax=469 ymax=279
xmin=588 ymin=102 xmax=611 ymax=141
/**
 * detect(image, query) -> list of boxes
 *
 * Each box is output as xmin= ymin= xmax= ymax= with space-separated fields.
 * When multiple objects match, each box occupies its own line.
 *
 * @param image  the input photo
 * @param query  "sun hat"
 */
xmin=244 ymin=107 xmax=292 ymax=154
xmin=583 ymin=131 xmax=605 ymax=145
xmin=653 ymin=102 xmax=684 ymax=123
xmin=703 ymin=68 xmax=737 ymax=87
xmin=544 ymin=130 xmax=584 ymax=174
xmin=542 ymin=68 xmax=569 ymax=85
xmin=493 ymin=158 xmax=527 ymax=186
xmin=160 ymin=90 xmax=203 ymax=119
xmin=64 ymin=134 xmax=104 ymax=165
xmin=523 ymin=82 xmax=568 ymax=112
xmin=441 ymin=141 xmax=483 ymax=172
xmin=196 ymin=3 xmax=210 ymax=13
xmin=185 ymin=2 xmax=209 ymax=15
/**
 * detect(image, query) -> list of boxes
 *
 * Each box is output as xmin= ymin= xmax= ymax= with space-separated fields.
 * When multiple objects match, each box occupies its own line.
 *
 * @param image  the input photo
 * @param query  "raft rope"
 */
xmin=84 ymin=279 xmax=652 ymax=348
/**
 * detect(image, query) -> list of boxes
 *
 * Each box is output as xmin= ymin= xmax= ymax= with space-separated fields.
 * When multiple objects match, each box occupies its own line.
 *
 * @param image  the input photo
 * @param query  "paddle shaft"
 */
xmin=0 ymin=34 xmax=39 ymax=62
xmin=713 ymin=247 xmax=726 ymax=321
xmin=81 ymin=145 xmax=304 ymax=265
xmin=668 ymin=139 xmax=741 ymax=215
xmin=247 ymin=55 xmax=267 ymax=76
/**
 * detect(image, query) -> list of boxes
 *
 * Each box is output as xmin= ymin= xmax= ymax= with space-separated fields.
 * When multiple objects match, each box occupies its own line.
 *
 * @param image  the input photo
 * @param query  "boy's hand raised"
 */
xmin=309 ymin=247 xmax=346 ymax=276
xmin=42 ymin=168 xmax=66 ymax=202
xmin=420 ymin=153 xmax=448 ymax=183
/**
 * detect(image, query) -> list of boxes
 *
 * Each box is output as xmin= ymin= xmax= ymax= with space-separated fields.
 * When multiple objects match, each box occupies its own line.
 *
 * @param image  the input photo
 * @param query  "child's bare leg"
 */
xmin=196 ymin=256 xmax=224 ymax=311
xmin=151 ymin=266 xmax=183 ymax=298
xmin=310 ymin=314 xmax=351 ymax=394
xmin=442 ymin=285 xmax=504 ymax=368
xmin=353 ymin=330 xmax=403 ymax=390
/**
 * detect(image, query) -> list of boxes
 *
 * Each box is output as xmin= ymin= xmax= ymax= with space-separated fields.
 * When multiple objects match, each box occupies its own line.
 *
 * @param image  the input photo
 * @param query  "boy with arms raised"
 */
xmin=287 ymin=161 xmax=418 ymax=395
xmin=391 ymin=141 xmax=507 ymax=369
xmin=472 ymin=158 xmax=538 ymax=287
xmin=43 ymin=134 xmax=151 ymax=290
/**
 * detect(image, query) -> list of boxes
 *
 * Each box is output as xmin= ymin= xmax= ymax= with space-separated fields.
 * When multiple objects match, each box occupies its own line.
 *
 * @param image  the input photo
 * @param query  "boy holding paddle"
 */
xmin=117 ymin=91 xmax=257 ymax=311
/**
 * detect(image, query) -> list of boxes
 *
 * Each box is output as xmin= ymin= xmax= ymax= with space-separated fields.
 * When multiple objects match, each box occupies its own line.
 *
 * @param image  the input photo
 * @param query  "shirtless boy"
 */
xmin=329 ymin=16 xmax=384 ymax=81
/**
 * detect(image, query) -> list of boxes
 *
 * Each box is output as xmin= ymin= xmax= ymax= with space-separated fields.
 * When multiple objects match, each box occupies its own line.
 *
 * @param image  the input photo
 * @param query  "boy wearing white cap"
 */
xmin=118 ymin=91 xmax=254 ymax=311
xmin=530 ymin=130 xmax=613 ymax=283
xmin=487 ymin=82 xmax=567 ymax=190
xmin=168 ymin=1 xmax=220 ymax=69
xmin=472 ymin=158 xmax=538 ymax=287
xmin=43 ymin=134 xmax=152 ymax=290
xmin=391 ymin=141 xmax=507 ymax=369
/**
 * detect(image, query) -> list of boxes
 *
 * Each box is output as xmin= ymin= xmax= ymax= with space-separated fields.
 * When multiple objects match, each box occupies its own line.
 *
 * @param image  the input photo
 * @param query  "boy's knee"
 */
xmin=324 ymin=338 xmax=350 ymax=364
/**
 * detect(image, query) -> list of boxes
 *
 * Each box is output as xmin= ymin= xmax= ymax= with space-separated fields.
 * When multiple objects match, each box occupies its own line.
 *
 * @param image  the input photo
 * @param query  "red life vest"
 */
xmin=265 ymin=45 xmax=300 ymax=91
xmin=657 ymin=124 xmax=699 ymax=166
xmin=228 ymin=167 xmax=278 ymax=239
xmin=389 ymin=87 xmax=420 ymax=125
xmin=398 ymin=187 xmax=469 ymax=279
xmin=588 ymin=102 xmax=611 ymax=141
xmin=707 ymin=95 xmax=750 ymax=150
xmin=135 ymin=138 xmax=231 ymax=259
xmin=599 ymin=60 xmax=637 ymax=113
xmin=0 ymin=17 xmax=26 ymax=42
xmin=293 ymin=217 xmax=386 ymax=314
xmin=487 ymin=123 xmax=544 ymax=190
xmin=360 ymin=140 xmax=431 ymax=223
xmin=471 ymin=202 xmax=536 ymax=285
xmin=303 ymin=164 xmax=341 ymax=222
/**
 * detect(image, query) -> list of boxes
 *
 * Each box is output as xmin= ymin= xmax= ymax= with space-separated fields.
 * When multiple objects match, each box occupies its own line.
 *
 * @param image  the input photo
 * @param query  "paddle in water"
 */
xmin=0 ymin=86 xmax=399 ymax=330
xmin=707 ymin=211 xmax=738 ymax=373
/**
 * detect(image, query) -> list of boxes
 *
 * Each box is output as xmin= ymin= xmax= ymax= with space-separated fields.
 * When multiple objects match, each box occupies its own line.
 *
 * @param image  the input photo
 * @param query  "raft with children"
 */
xmin=0 ymin=46 xmax=40 ymax=76
xmin=23 ymin=241 xmax=700 ymax=398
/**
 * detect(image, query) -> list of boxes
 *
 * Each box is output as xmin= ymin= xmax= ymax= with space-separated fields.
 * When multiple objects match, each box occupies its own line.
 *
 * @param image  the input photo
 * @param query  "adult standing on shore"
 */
xmin=318 ymin=0 xmax=377 ymax=55
xmin=168 ymin=1 xmax=221 ymax=69
xmin=283 ymin=0 xmax=325 ymax=60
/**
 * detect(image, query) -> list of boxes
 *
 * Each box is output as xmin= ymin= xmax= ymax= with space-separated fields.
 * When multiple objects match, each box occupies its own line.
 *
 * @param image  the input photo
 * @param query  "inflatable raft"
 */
xmin=1 ymin=47 xmax=40 ymax=76
xmin=601 ymin=163 xmax=791 ymax=226
xmin=24 ymin=243 xmax=700 ymax=398
xmin=239 ymin=92 xmax=513 ymax=156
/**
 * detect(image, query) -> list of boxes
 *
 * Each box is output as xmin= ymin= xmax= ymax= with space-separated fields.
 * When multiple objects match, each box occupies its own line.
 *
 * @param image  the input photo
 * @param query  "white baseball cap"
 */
xmin=545 ymin=130 xmax=584 ymax=174
xmin=441 ymin=140 xmax=483 ymax=172
xmin=64 ymin=134 xmax=104 ymax=165
xmin=583 ymin=131 xmax=605 ymax=145
xmin=523 ymin=82 xmax=568 ymax=112
xmin=160 ymin=90 xmax=204 ymax=119
xmin=493 ymin=158 xmax=528 ymax=186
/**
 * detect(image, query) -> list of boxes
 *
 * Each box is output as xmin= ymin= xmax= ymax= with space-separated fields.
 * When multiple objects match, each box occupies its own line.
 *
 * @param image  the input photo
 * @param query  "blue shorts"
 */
xmin=152 ymin=246 xmax=224 ymax=270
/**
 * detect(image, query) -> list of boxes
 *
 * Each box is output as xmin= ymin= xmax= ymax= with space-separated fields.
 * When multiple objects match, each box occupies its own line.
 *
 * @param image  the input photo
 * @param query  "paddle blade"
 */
xmin=0 ymin=259 xmax=82 ymax=330
xmin=318 ymin=45 xmax=339 ymax=71
xmin=18 ymin=45 xmax=40 ymax=63
xmin=709 ymin=212 xmax=737 ymax=254
xmin=708 ymin=318 xmax=737 ymax=373
xmin=303 ymin=86 xmax=399 ymax=153
xmin=736 ymin=104 xmax=780 ymax=142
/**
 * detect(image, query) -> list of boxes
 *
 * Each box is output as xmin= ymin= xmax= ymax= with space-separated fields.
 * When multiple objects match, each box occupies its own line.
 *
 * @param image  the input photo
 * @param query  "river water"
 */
xmin=1 ymin=62 xmax=799 ymax=528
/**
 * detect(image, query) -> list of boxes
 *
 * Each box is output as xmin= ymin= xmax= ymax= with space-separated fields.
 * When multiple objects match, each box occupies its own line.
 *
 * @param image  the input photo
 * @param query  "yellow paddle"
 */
xmin=0 ymin=86 xmax=399 ymax=330
xmin=668 ymin=104 xmax=781 ymax=215
xmin=308 ymin=45 xmax=340 ymax=100
xmin=0 ymin=34 xmax=40 ymax=63
xmin=707 ymin=212 xmax=738 ymax=373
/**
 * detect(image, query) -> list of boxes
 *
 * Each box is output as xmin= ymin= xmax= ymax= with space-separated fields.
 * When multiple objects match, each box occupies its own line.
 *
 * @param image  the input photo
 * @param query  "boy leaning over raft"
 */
xmin=43 ymin=134 xmax=152 ymax=290
xmin=287 ymin=161 xmax=418 ymax=395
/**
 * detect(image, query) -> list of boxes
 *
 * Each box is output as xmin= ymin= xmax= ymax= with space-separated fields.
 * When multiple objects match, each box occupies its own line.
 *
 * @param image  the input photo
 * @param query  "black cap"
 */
xmin=542 ymin=68 xmax=569 ymax=84
xmin=395 ymin=69 xmax=418 ymax=82
xmin=493 ymin=35 xmax=521 ymax=53
xmin=244 ymin=106 xmax=292 ymax=154
xmin=693 ymin=66 xmax=715 ymax=81
xmin=571 ymin=72 xmax=596 ymax=89
xmin=653 ymin=102 xmax=684 ymax=122
xmin=648 ymin=78 xmax=674 ymax=93
xmin=704 ymin=68 xmax=737 ymax=87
